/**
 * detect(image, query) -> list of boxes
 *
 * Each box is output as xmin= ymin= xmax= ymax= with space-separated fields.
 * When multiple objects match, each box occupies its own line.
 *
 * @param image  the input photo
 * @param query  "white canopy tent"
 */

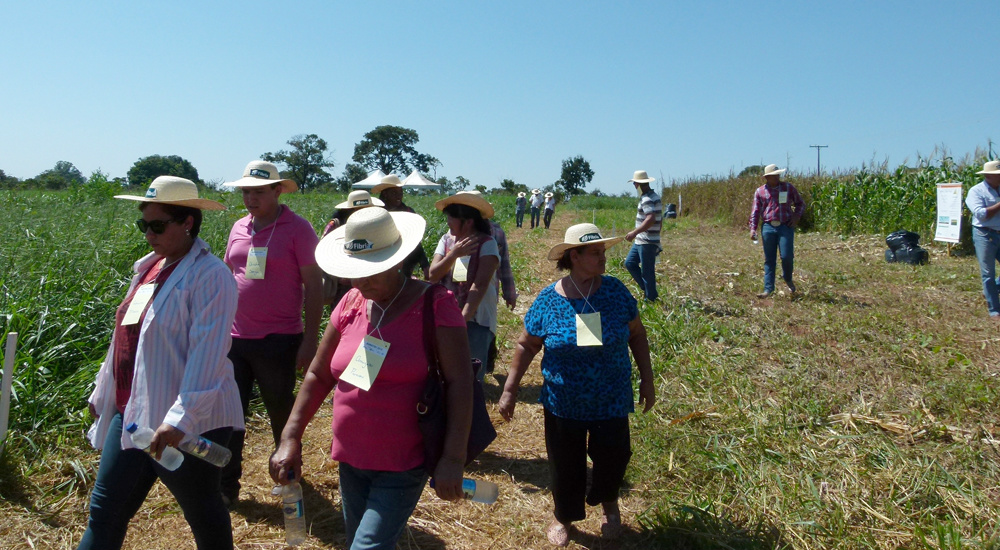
xmin=401 ymin=169 xmax=442 ymax=191
xmin=350 ymin=169 xmax=387 ymax=189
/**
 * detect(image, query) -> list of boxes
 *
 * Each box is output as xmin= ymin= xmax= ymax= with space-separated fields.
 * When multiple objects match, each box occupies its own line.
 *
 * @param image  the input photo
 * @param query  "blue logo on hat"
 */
xmin=249 ymin=168 xmax=271 ymax=178
xmin=145 ymin=189 xmax=157 ymax=198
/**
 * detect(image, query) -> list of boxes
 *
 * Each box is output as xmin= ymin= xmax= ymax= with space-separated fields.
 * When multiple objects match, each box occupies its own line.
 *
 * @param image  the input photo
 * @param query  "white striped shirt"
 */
xmin=87 ymin=238 xmax=244 ymax=450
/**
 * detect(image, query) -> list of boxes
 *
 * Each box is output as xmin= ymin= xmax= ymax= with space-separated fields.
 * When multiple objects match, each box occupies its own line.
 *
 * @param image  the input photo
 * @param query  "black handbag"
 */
xmin=416 ymin=284 xmax=497 ymax=473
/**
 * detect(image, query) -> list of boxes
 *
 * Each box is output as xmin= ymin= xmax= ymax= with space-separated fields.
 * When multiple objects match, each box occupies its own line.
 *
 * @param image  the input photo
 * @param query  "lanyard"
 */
xmin=367 ymin=277 xmax=407 ymax=341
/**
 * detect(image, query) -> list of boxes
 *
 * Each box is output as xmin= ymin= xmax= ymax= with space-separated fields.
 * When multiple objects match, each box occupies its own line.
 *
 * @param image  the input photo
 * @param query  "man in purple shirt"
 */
xmin=749 ymin=164 xmax=806 ymax=298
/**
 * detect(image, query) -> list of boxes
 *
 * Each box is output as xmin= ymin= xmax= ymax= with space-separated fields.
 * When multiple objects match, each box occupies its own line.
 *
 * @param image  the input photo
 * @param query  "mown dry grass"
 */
xmin=4 ymin=208 xmax=1000 ymax=549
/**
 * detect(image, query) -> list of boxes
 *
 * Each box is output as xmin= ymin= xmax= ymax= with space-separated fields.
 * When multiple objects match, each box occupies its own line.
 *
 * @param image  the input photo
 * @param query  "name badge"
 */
xmin=778 ymin=191 xmax=788 ymax=204
xmin=340 ymin=336 xmax=391 ymax=391
xmin=246 ymin=247 xmax=267 ymax=279
xmin=576 ymin=312 xmax=603 ymax=346
xmin=122 ymin=284 xmax=156 ymax=326
xmin=452 ymin=256 xmax=470 ymax=282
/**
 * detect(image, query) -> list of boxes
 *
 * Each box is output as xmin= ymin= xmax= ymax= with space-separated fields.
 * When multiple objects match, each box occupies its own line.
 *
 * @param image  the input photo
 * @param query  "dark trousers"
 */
xmin=77 ymin=412 xmax=233 ymax=550
xmin=544 ymin=408 xmax=631 ymax=523
xmin=544 ymin=208 xmax=554 ymax=228
xmin=530 ymin=207 xmax=541 ymax=228
xmin=515 ymin=208 xmax=526 ymax=228
xmin=222 ymin=333 xmax=302 ymax=498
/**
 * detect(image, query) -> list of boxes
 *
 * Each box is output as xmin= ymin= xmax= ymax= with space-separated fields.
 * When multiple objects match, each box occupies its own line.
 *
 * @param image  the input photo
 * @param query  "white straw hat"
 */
xmin=763 ymin=164 xmax=787 ymax=176
xmin=335 ymin=190 xmax=385 ymax=210
xmin=629 ymin=170 xmax=655 ymax=184
xmin=314 ymin=207 xmax=426 ymax=279
xmin=531 ymin=188 xmax=541 ymax=195
xmin=223 ymin=160 xmax=298 ymax=193
xmin=547 ymin=223 xmax=624 ymax=260
xmin=371 ymin=174 xmax=404 ymax=195
xmin=435 ymin=191 xmax=495 ymax=219
xmin=517 ymin=191 xmax=526 ymax=198
xmin=544 ymin=192 xmax=554 ymax=198
xmin=977 ymin=160 xmax=1000 ymax=175
xmin=115 ymin=176 xmax=226 ymax=211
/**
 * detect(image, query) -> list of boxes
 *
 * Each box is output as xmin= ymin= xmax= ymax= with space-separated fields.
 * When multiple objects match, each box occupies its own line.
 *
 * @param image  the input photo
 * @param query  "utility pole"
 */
xmin=809 ymin=145 xmax=828 ymax=177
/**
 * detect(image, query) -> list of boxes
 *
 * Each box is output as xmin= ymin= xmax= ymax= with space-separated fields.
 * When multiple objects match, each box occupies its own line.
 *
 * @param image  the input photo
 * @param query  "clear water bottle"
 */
xmin=126 ymin=423 xmax=184 ymax=471
xmin=178 ymin=435 xmax=232 ymax=467
xmin=461 ymin=478 xmax=499 ymax=504
xmin=281 ymin=471 xmax=307 ymax=546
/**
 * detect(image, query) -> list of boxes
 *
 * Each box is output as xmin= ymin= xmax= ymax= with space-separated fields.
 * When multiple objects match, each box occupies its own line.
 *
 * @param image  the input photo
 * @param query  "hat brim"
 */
xmin=630 ymin=178 xmax=655 ymax=184
xmin=371 ymin=182 xmax=404 ymax=195
xmin=763 ymin=169 xmax=786 ymax=176
xmin=113 ymin=194 xmax=226 ymax=211
xmin=977 ymin=169 xmax=1000 ymax=175
xmin=435 ymin=194 xmax=495 ymax=219
xmin=224 ymin=177 xmax=298 ymax=193
xmin=547 ymin=236 xmax=624 ymax=261
xmin=334 ymin=197 xmax=386 ymax=210
xmin=315 ymin=212 xmax=426 ymax=279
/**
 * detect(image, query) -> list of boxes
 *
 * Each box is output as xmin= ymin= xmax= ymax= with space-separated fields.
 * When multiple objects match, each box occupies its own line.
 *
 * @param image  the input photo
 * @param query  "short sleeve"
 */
xmin=292 ymin=217 xmax=320 ymax=268
xmin=479 ymin=237 xmax=500 ymax=259
xmin=434 ymin=235 xmax=448 ymax=256
xmin=431 ymin=287 xmax=466 ymax=328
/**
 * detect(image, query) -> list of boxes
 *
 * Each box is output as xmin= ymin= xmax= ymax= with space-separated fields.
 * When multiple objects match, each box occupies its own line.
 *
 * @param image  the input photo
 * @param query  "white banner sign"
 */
xmin=934 ymin=182 xmax=963 ymax=243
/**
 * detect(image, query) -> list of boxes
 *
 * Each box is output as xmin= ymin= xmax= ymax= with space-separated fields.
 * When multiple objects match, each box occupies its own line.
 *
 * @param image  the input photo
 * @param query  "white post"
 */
xmin=678 ymin=194 xmax=682 ymax=218
xmin=0 ymin=332 xmax=17 ymax=455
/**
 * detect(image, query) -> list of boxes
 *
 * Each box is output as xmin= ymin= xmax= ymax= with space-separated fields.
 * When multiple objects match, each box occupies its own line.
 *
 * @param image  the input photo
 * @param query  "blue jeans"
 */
xmin=530 ymin=207 xmax=541 ymax=228
xmin=338 ymin=462 xmax=429 ymax=550
xmin=625 ymin=243 xmax=659 ymax=301
xmin=515 ymin=208 xmax=525 ymax=227
xmin=467 ymin=321 xmax=494 ymax=383
xmin=544 ymin=208 xmax=554 ymax=228
xmin=761 ymin=223 xmax=795 ymax=293
xmin=973 ymin=227 xmax=1000 ymax=316
xmin=77 ymin=413 xmax=233 ymax=550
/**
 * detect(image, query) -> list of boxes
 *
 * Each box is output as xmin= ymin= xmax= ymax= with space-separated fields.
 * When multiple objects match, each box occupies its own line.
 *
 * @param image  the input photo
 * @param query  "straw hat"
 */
xmin=223 ymin=160 xmax=298 ymax=193
xmin=547 ymin=223 xmax=624 ymax=260
xmin=435 ymin=191 xmax=495 ymax=219
xmin=115 ymin=176 xmax=226 ymax=211
xmin=544 ymin=192 xmax=554 ymax=198
xmin=977 ymin=160 xmax=1000 ymax=175
xmin=371 ymin=174 xmax=404 ymax=195
xmin=763 ymin=164 xmax=787 ymax=176
xmin=531 ymin=189 xmax=541 ymax=195
xmin=314 ymin=207 xmax=426 ymax=279
xmin=629 ymin=170 xmax=655 ymax=184
xmin=335 ymin=190 xmax=385 ymax=210
xmin=517 ymin=191 xmax=526 ymax=198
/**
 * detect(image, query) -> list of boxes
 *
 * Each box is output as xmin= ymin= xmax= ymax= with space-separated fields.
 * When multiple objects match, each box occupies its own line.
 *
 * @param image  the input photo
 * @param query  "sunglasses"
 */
xmin=135 ymin=218 xmax=180 ymax=234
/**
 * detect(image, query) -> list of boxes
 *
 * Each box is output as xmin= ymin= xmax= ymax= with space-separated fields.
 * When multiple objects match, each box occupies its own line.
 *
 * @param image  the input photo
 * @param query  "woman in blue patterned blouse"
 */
xmin=499 ymin=223 xmax=655 ymax=547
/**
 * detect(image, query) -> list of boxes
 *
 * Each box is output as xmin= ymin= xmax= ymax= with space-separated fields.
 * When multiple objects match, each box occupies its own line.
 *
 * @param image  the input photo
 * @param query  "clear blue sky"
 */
xmin=2 ymin=1 xmax=997 ymax=195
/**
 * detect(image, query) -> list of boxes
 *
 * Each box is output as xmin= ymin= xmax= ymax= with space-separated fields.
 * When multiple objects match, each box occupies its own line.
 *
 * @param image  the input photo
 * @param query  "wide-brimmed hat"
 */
xmin=335 ymin=190 xmax=385 ymax=210
xmin=547 ymin=223 xmax=624 ymax=260
xmin=544 ymin=192 xmax=554 ymax=198
xmin=314 ymin=207 xmax=426 ymax=279
xmin=517 ymin=191 xmax=526 ymax=198
xmin=977 ymin=160 xmax=1000 ymax=175
xmin=763 ymin=164 xmax=787 ymax=176
xmin=371 ymin=174 xmax=404 ymax=195
xmin=531 ymin=188 xmax=541 ymax=195
xmin=115 ymin=176 xmax=226 ymax=211
xmin=629 ymin=170 xmax=655 ymax=184
xmin=435 ymin=191 xmax=495 ymax=219
xmin=223 ymin=160 xmax=298 ymax=193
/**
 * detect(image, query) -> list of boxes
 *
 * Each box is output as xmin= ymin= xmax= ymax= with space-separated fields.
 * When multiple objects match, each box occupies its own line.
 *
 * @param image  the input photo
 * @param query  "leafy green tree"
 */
xmin=262 ymin=134 xmax=335 ymax=193
xmin=739 ymin=165 xmax=764 ymax=177
xmin=127 ymin=155 xmax=201 ymax=187
xmin=25 ymin=161 xmax=86 ymax=190
xmin=555 ymin=156 xmax=594 ymax=196
xmin=434 ymin=175 xmax=470 ymax=194
xmin=498 ymin=178 xmax=529 ymax=195
xmin=334 ymin=163 xmax=370 ymax=193
xmin=0 ymin=169 xmax=20 ymax=189
xmin=352 ymin=125 xmax=439 ymax=176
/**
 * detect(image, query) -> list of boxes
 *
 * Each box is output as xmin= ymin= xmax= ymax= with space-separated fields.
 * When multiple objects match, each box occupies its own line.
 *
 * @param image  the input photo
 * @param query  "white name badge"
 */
xmin=122 ymin=284 xmax=156 ymax=326
xmin=340 ymin=336 xmax=391 ymax=391
xmin=452 ymin=256 xmax=470 ymax=282
xmin=246 ymin=247 xmax=267 ymax=279
xmin=778 ymin=191 xmax=788 ymax=204
xmin=576 ymin=312 xmax=603 ymax=346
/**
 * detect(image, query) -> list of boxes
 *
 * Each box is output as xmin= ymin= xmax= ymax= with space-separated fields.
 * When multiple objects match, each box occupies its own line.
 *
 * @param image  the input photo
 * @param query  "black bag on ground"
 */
xmin=884 ymin=249 xmax=896 ymax=263
xmin=894 ymin=245 xmax=929 ymax=265
xmin=885 ymin=230 xmax=920 ymax=252
xmin=665 ymin=203 xmax=677 ymax=219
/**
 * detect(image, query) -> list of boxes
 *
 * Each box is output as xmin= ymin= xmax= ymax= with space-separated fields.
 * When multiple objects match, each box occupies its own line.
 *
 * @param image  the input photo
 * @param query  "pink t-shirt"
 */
xmin=329 ymin=286 xmax=465 ymax=471
xmin=225 ymin=206 xmax=320 ymax=339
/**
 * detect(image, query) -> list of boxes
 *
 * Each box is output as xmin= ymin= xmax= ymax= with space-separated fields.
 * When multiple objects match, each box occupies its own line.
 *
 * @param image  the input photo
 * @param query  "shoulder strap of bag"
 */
xmin=422 ymin=283 xmax=442 ymax=376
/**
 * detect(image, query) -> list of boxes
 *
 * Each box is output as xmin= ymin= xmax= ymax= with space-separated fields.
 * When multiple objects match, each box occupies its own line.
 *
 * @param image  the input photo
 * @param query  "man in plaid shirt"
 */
xmin=749 ymin=164 xmax=806 ymax=298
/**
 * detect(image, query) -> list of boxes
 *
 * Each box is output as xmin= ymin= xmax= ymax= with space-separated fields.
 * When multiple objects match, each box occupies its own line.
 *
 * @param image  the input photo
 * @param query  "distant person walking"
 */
xmin=965 ymin=160 xmax=1000 ymax=318
xmin=748 ymin=164 xmax=805 ymax=298
xmin=623 ymin=170 xmax=662 ymax=302
xmin=543 ymin=192 xmax=556 ymax=229
xmin=530 ymin=189 xmax=543 ymax=229
xmin=220 ymin=160 xmax=324 ymax=506
xmin=515 ymin=191 xmax=527 ymax=228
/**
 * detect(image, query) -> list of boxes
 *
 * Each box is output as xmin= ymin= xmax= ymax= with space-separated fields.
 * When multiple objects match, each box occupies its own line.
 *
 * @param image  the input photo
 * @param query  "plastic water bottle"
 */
xmin=178 ymin=436 xmax=232 ymax=467
xmin=281 ymin=471 xmax=307 ymax=546
xmin=126 ymin=423 xmax=184 ymax=471
xmin=461 ymin=478 xmax=499 ymax=504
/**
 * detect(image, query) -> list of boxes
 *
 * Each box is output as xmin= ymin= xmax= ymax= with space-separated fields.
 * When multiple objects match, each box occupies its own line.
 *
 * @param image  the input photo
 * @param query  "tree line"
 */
xmin=1 ymin=125 xmax=597 ymax=197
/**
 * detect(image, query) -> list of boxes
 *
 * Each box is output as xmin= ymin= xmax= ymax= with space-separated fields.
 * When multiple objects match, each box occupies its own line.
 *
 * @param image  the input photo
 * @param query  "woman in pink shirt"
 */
xmin=269 ymin=207 xmax=473 ymax=549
